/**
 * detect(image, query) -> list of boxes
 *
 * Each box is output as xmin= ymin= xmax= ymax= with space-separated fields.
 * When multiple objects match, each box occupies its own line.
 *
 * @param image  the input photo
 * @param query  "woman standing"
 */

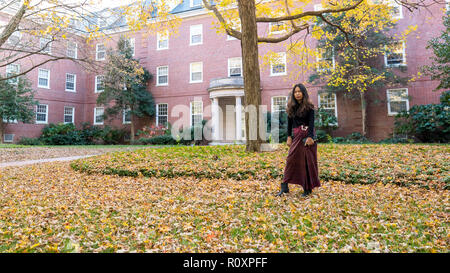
xmin=276 ymin=83 xmax=321 ymax=197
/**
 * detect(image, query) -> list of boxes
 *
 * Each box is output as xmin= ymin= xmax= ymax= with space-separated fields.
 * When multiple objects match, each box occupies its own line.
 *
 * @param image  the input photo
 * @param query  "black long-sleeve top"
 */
xmin=287 ymin=108 xmax=315 ymax=139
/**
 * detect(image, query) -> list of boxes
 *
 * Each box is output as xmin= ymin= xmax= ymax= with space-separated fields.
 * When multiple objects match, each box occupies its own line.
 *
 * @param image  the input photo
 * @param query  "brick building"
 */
xmin=1 ymin=0 xmax=448 ymax=144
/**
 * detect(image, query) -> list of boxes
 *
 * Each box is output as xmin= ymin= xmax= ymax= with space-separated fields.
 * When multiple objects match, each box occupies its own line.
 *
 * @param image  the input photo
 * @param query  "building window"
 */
xmin=65 ymin=73 xmax=76 ymax=92
xmin=123 ymin=108 xmax=131 ymax=124
xmin=447 ymin=0 xmax=450 ymax=12
xmin=190 ymin=0 xmax=202 ymax=7
xmin=38 ymin=69 xmax=50 ymax=89
xmin=128 ymin=38 xmax=135 ymax=56
xmin=228 ymin=57 xmax=242 ymax=77
xmin=64 ymin=106 xmax=75 ymax=124
xmin=95 ymin=75 xmax=104 ymax=93
xmin=373 ymin=0 xmax=403 ymax=19
xmin=36 ymin=104 xmax=48 ymax=124
xmin=270 ymin=52 xmax=287 ymax=76
xmin=190 ymin=101 xmax=203 ymax=127
xmin=94 ymin=107 xmax=104 ymax=125
xmin=269 ymin=21 xmax=287 ymax=34
xmin=387 ymin=88 xmax=409 ymax=116
xmin=96 ymin=43 xmax=106 ymax=61
xmin=67 ymin=41 xmax=77 ymax=58
xmin=40 ymin=37 xmax=52 ymax=54
xmin=318 ymin=92 xmax=338 ymax=125
xmin=190 ymin=62 xmax=203 ymax=83
xmin=271 ymin=96 xmax=288 ymax=114
xmin=385 ymin=41 xmax=406 ymax=67
xmin=316 ymin=47 xmax=335 ymax=72
xmin=3 ymin=134 xmax=14 ymax=143
xmin=190 ymin=24 xmax=203 ymax=45
xmin=156 ymin=103 xmax=168 ymax=128
xmin=157 ymin=66 xmax=169 ymax=86
xmin=157 ymin=31 xmax=169 ymax=50
xmin=6 ymin=63 xmax=20 ymax=85
xmin=7 ymin=31 xmax=21 ymax=46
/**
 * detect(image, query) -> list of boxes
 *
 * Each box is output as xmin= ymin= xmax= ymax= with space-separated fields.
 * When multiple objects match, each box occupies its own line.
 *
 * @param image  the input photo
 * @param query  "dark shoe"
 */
xmin=301 ymin=189 xmax=312 ymax=197
xmin=276 ymin=182 xmax=289 ymax=197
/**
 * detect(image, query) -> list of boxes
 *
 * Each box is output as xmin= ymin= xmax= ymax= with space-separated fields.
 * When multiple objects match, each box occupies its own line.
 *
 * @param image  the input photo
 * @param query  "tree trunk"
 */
xmin=238 ymin=0 xmax=262 ymax=152
xmin=360 ymin=91 xmax=367 ymax=137
xmin=130 ymin=113 xmax=135 ymax=142
xmin=0 ymin=119 xmax=4 ymax=144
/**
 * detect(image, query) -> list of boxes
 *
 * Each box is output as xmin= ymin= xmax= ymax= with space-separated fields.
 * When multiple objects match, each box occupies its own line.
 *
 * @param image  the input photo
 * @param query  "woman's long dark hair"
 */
xmin=286 ymin=83 xmax=315 ymax=118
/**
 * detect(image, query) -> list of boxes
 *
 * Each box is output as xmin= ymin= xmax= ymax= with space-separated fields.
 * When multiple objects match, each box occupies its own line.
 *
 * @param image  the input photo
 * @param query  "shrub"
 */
xmin=17 ymin=137 xmax=43 ymax=146
xmin=99 ymin=126 xmax=127 ymax=145
xmin=332 ymin=132 xmax=373 ymax=144
xmin=265 ymin=111 xmax=288 ymax=143
xmin=40 ymin=123 xmax=85 ymax=145
xmin=394 ymin=103 xmax=450 ymax=143
xmin=315 ymin=129 xmax=331 ymax=143
xmin=136 ymin=135 xmax=177 ymax=145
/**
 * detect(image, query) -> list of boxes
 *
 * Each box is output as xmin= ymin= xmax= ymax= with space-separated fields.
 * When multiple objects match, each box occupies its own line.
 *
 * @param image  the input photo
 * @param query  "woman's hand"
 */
xmin=287 ymin=136 xmax=292 ymax=147
xmin=305 ymin=137 xmax=314 ymax=146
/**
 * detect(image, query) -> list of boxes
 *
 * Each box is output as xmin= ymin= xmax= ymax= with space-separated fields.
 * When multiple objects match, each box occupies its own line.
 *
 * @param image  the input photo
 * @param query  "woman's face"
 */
xmin=294 ymin=86 xmax=303 ymax=102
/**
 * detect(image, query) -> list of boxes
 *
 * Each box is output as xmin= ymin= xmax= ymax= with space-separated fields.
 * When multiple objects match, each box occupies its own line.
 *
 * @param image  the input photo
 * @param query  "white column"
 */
xmin=235 ymin=96 xmax=242 ymax=141
xmin=212 ymin=97 xmax=219 ymax=141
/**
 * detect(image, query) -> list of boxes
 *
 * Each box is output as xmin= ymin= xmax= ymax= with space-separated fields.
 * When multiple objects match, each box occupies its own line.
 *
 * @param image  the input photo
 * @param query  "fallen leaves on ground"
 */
xmin=0 ymin=146 xmax=152 ymax=163
xmin=71 ymin=144 xmax=450 ymax=190
xmin=0 ymin=160 xmax=448 ymax=253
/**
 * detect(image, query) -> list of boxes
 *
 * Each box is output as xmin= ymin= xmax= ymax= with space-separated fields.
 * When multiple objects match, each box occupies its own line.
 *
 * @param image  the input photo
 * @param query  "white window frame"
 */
xmin=316 ymin=47 xmax=336 ymax=72
xmin=373 ymin=0 xmax=403 ymax=19
xmin=64 ymin=106 xmax=75 ymax=124
xmin=128 ymin=38 xmax=135 ymax=56
xmin=190 ymin=101 xmax=203 ymax=127
xmin=190 ymin=0 xmax=202 ymax=8
xmin=96 ymin=43 xmax=106 ymax=61
xmin=65 ymin=73 xmax=76 ymax=92
xmin=94 ymin=107 xmax=104 ymax=125
xmin=447 ymin=0 xmax=450 ymax=12
xmin=190 ymin=62 xmax=203 ymax=83
xmin=226 ymin=20 xmax=241 ymax=40
xmin=271 ymin=96 xmax=288 ymax=114
xmin=269 ymin=21 xmax=287 ymax=35
xmin=7 ymin=31 xmax=21 ymax=46
xmin=385 ymin=41 xmax=406 ymax=67
xmin=6 ymin=63 xmax=20 ymax=85
xmin=386 ymin=88 xmax=409 ymax=116
xmin=95 ymin=75 xmax=104 ymax=93
xmin=228 ymin=57 xmax=242 ymax=77
xmin=37 ymin=68 xmax=50 ymax=89
xmin=157 ymin=31 xmax=169 ymax=50
xmin=156 ymin=66 xmax=169 ymax=86
xmin=36 ymin=104 xmax=48 ymax=124
xmin=3 ymin=134 xmax=14 ymax=143
xmin=40 ymin=37 xmax=52 ymax=54
xmin=123 ymin=108 xmax=131 ymax=124
xmin=156 ymin=103 xmax=168 ymax=128
xmin=67 ymin=41 xmax=78 ymax=59
xmin=190 ymin=24 xmax=203 ymax=46
xmin=318 ymin=92 xmax=338 ymax=126
xmin=270 ymin=52 xmax=287 ymax=76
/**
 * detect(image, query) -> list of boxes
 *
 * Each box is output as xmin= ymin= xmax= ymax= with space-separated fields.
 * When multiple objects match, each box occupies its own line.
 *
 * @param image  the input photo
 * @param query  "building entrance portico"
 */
xmin=208 ymin=77 xmax=246 ymax=145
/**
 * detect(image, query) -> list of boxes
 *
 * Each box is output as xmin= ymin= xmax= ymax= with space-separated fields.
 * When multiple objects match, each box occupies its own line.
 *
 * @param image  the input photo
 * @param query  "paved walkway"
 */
xmin=0 ymin=155 xmax=98 ymax=168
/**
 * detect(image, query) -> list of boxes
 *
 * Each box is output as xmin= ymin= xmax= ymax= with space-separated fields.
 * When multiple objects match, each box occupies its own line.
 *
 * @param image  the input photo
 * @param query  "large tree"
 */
xmin=0 ymin=75 xmax=38 ymax=143
xmin=308 ymin=3 xmax=412 ymax=137
xmin=200 ymin=0 xmax=442 ymax=152
xmin=421 ymin=10 xmax=449 ymax=91
xmin=96 ymin=36 xmax=155 ymax=142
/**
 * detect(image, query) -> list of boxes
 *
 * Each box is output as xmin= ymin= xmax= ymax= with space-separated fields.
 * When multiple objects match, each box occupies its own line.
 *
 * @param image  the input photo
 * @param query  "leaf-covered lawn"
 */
xmin=0 ymin=144 xmax=448 ymax=253
xmin=0 ymin=145 xmax=156 ymax=163
xmin=71 ymin=144 xmax=450 ymax=190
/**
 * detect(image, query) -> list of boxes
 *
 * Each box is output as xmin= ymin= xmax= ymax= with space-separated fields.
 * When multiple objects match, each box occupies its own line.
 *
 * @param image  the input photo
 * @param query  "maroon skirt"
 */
xmin=282 ymin=125 xmax=320 ymax=190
